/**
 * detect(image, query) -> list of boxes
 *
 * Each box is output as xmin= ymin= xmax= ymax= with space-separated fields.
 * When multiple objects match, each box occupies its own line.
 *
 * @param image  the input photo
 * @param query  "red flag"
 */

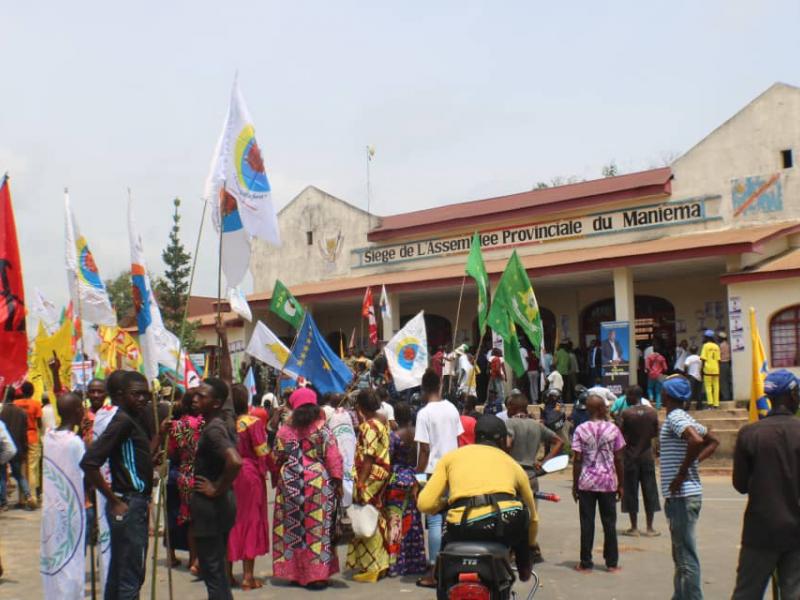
xmin=0 ymin=176 xmax=28 ymax=387
xmin=361 ymin=287 xmax=373 ymax=317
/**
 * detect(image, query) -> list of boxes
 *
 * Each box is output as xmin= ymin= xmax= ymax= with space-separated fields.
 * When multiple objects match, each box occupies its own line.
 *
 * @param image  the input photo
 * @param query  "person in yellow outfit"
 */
xmin=700 ymin=330 xmax=721 ymax=409
xmin=417 ymin=415 xmax=539 ymax=582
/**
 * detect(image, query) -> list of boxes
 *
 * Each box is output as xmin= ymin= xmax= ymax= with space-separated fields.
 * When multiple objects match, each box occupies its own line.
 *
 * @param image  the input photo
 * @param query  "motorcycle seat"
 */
xmin=441 ymin=541 xmax=510 ymax=560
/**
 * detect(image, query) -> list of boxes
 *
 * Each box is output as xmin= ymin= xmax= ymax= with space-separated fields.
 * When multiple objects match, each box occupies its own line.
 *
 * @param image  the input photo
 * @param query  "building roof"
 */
xmin=245 ymin=221 xmax=800 ymax=305
xmin=721 ymin=247 xmax=800 ymax=284
xmin=368 ymin=167 xmax=672 ymax=242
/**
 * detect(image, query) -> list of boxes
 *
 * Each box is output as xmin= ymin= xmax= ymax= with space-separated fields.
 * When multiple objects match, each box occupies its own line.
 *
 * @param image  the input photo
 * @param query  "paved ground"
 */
xmin=0 ymin=476 xmax=749 ymax=599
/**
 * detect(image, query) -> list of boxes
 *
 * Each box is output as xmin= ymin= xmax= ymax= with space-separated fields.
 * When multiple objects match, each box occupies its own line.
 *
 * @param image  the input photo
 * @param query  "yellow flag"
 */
xmin=97 ymin=325 xmax=143 ymax=374
xmin=31 ymin=319 xmax=74 ymax=391
xmin=749 ymin=307 xmax=770 ymax=422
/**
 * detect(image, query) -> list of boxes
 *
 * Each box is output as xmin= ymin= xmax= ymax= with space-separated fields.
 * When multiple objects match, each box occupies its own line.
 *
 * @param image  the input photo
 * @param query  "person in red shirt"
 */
xmin=644 ymin=347 xmax=668 ymax=409
xmin=13 ymin=381 xmax=43 ymax=505
xmin=248 ymin=394 xmax=270 ymax=430
xmin=458 ymin=396 xmax=479 ymax=447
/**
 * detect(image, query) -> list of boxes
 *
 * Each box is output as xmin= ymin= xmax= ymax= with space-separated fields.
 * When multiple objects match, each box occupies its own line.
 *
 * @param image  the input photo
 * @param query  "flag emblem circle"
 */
xmin=77 ymin=238 xmax=103 ymax=290
xmin=397 ymin=337 xmax=422 ymax=370
xmin=40 ymin=456 xmax=85 ymax=576
xmin=235 ymin=125 xmax=270 ymax=193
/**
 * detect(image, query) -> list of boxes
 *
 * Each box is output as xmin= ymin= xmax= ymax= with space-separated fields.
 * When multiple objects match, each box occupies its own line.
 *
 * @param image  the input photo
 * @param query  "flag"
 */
xmin=749 ymin=307 xmax=770 ymax=422
xmin=64 ymin=191 xmax=116 ymax=326
xmin=30 ymin=288 xmax=60 ymax=336
xmin=229 ymin=286 xmax=252 ymax=322
xmin=269 ymin=279 xmax=305 ymax=329
xmin=362 ymin=287 xmax=378 ymax=344
xmin=91 ymin=405 xmax=118 ymax=594
xmin=465 ymin=232 xmax=490 ymax=336
xmin=205 ymin=76 xmax=280 ymax=289
xmin=487 ymin=251 xmax=543 ymax=350
xmin=0 ymin=176 xmax=27 ymax=387
xmin=284 ymin=314 xmax=353 ymax=394
xmin=385 ymin=311 xmax=429 ymax=391
xmin=41 ymin=429 xmax=86 ymax=600
xmin=243 ymin=367 xmax=257 ymax=403
xmin=30 ymin=319 xmax=74 ymax=392
xmin=379 ymin=285 xmax=391 ymax=320
xmin=245 ymin=321 xmax=298 ymax=377
xmin=158 ymin=354 xmax=201 ymax=391
xmin=128 ymin=195 xmax=182 ymax=381
xmin=492 ymin=305 xmax=525 ymax=377
xmin=97 ymin=325 xmax=143 ymax=374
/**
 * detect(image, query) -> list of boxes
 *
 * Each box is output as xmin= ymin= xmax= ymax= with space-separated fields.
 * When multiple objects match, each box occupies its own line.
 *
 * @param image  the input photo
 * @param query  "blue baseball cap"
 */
xmin=703 ymin=329 xmax=715 ymax=338
xmin=764 ymin=370 xmax=800 ymax=398
xmin=662 ymin=376 xmax=692 ymax=401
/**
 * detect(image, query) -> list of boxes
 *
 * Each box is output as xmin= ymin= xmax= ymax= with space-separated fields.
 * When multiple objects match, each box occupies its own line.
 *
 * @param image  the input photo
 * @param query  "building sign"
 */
xmin=352 ymin=197 xmax=714 ymax=268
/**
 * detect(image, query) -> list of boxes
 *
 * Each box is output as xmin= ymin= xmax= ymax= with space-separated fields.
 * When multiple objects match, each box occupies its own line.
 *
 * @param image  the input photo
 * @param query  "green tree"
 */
xmin=105 ymin=270 xmax=134 ymax=323
xmin=602 ymin=161 xmax=619 ymax=177
xmin=160 ymin=198 xmax=199 ymax=351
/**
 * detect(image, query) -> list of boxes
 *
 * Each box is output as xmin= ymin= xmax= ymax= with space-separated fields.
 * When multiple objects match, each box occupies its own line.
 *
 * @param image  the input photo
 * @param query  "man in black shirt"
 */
xmin=732 ymin=369 xmax=800 ymax=599
xmin=0 ymin=386 xmax=31 ymax=509
xmin=619 ymin=389 xmax=661 ymax=537
xmin=81 ymin=370 xmax=153 ymax=600
xmin=191 ymin=377 xmax=242 ymax=600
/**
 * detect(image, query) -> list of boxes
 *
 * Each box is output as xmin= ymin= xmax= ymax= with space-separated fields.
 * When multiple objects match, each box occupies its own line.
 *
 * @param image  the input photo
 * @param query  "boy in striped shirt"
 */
xmin=659 ymin=376 xmax=719 ymax=600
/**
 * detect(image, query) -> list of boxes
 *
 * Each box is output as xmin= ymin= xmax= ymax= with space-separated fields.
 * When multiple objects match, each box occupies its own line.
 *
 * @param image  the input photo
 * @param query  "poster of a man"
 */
xmin=601 ymin=323 xmax=628 ymax=365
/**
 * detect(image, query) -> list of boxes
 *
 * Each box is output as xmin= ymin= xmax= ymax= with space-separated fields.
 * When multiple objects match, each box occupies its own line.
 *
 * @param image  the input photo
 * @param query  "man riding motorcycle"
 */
xmin=417 ymin=415 xmax=539 ymax=581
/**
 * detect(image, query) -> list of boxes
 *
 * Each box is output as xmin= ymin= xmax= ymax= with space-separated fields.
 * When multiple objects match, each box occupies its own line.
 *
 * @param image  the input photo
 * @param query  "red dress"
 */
xmin=227 ymin=415 xmax=273 ymax=561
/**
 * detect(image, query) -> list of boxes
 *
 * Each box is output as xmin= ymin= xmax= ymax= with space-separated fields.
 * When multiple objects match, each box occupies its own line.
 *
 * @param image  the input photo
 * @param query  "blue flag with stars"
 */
xmin=284 ymin=313 xmax=353 ymax=394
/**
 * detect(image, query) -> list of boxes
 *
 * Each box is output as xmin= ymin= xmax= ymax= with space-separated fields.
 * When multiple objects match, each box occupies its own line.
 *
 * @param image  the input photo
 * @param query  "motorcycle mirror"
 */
xmin=541 ymin=455 xmax=569 ymax=473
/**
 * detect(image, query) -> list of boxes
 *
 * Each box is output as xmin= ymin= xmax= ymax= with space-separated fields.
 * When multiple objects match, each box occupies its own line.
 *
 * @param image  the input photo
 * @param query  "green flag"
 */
xmin=487 ymin=251 xmax=543 ymax=350
xmin=465 ymin=232 xmax=490 ymax=336
xmin=502 ymin=312 xmax=525 ymax=377
xmin=269 ymin=279 xmax=305 ymax=329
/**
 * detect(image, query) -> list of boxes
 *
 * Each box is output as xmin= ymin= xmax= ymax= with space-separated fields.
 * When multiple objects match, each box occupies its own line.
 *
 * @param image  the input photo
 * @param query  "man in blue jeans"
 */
xmin=659 ymin=376 xmax=718 ymax=600
xmin=81 ymin=371 xmax=154 ymax=600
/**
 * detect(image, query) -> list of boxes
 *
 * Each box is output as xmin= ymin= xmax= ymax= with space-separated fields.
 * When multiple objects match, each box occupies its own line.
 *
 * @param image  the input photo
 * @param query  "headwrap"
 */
xmin=662 ymin=376 xmax=692 ymax=401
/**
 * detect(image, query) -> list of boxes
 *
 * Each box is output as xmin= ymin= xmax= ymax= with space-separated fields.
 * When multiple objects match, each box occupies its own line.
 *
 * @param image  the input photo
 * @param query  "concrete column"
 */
xmin=382 ymin=292 xmax=400 ymax=340
xmin=613 ymin=267 xmax=637 ymax=385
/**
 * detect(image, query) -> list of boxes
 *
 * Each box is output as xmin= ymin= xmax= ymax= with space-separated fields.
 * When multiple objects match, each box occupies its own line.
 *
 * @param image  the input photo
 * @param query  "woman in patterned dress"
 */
xmin=272 ymin=388 xmax=343 ymax=590
xmin=227 ymin=384 xmax=272 ymax=590
xmin=385 ymin=402 xmax=427 ymax=576
xmin=167 ymin=389 xmax=203 ymax=574
xmin=347 ymin=389 xmax=391 ymax=583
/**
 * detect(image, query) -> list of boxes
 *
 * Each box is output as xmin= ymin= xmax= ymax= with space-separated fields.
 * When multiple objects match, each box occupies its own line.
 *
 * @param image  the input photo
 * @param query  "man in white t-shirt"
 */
xmin=683 ymin=347 xmax=703 ymax=409
xmin=547 ymin=369 xmax=564 ymax=395
xmin=415 ymin=368 xmax=463 ymax=587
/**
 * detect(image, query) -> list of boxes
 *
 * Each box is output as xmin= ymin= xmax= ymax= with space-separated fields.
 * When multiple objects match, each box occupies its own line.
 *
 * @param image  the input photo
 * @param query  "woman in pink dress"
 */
xmin=227 ymin=384 xmax=272 ymax=590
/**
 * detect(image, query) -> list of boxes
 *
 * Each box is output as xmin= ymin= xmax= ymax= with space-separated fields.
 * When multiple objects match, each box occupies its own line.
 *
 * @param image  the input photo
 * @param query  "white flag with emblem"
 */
xmin=385 ymin=310 xmax=428 ymax=391
xmin=245 ymin=321 xmax=298 ymax=377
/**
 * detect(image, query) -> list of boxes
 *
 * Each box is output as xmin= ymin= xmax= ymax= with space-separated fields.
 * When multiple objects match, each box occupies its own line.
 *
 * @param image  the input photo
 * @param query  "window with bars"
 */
xmin=770 ymin=305 xmax=800 ymax=367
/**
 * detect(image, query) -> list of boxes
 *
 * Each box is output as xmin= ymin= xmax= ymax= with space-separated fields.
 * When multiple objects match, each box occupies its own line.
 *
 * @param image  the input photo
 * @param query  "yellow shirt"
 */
xmin=700 ymin=342 xmax=721 ymax=375
xmin=417 ymin=443 xmax=539 ymax=545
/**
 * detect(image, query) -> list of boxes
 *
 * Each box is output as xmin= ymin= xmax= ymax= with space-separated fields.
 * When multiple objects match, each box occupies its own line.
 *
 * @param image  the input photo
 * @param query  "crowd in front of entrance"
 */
xmin=0 ymin=324 xmax=797 ymax=600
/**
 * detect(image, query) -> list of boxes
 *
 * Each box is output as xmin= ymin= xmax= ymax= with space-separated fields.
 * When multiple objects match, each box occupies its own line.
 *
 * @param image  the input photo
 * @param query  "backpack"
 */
xmin=490 ymin=357 xmax=503 ymax=379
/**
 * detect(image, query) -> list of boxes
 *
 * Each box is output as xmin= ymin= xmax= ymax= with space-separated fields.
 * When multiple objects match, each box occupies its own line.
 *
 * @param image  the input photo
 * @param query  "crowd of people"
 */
xmin=0 ymin=326 xmax=797 ymax=600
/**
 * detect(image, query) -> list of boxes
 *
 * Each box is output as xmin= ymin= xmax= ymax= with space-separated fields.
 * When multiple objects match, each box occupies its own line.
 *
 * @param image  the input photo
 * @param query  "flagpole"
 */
xmin=149 ymin=196 xmax=207 ymax=600
xmin=451 ymin=274 xmax=467 ymax=352
xmin=216 ymin=192 xmax=224 ymax=376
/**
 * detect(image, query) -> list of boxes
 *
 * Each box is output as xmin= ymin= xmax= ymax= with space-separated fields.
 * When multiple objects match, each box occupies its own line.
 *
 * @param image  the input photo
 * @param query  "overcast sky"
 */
xmin=2 ymin=0 xmax=798 ymax=309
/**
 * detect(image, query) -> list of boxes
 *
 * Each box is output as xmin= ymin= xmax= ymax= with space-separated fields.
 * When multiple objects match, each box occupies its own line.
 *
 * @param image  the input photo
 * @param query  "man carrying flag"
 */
xmin=362 ymin=287 xmax=378 ymax=346
xmin=0 ymin=175 xmax=27 ymax=389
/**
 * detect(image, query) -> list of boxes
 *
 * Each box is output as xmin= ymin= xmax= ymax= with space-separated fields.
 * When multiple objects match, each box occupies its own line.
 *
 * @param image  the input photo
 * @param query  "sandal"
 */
xmin=621 ymin=528 xmax=640 ymax=537
xmin=241 ymin=578 xmax=263 ymax=590
xmin=416 ymin=577 xmax=437 ymax=588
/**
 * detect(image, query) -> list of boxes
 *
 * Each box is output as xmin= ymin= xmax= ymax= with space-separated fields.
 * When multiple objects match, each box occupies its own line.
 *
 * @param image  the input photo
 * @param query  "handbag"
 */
xmin=346 ymin=503 xmax=379 ymax=539
xmin=333 ymin=501 xmax=354 ymax=546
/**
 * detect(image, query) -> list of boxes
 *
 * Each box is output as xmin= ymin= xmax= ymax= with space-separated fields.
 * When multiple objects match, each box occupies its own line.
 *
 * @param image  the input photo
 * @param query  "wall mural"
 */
xmin=732 ymin=173 xmax=783 ymax=217
xmin=319 ymin=231 xmax=344 ymax=264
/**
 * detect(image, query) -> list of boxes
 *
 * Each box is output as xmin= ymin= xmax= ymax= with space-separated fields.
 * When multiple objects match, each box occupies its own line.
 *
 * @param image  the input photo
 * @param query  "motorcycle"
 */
xmin=436 ymin=454 xmax=569 ymax=600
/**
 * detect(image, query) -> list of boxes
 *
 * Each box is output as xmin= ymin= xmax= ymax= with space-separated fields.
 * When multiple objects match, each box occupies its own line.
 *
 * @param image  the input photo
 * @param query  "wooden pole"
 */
xmin=451 ymin=274 xmax=467 ymax=352
xmin=149 ymin=196 xmax=208 ymax=600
